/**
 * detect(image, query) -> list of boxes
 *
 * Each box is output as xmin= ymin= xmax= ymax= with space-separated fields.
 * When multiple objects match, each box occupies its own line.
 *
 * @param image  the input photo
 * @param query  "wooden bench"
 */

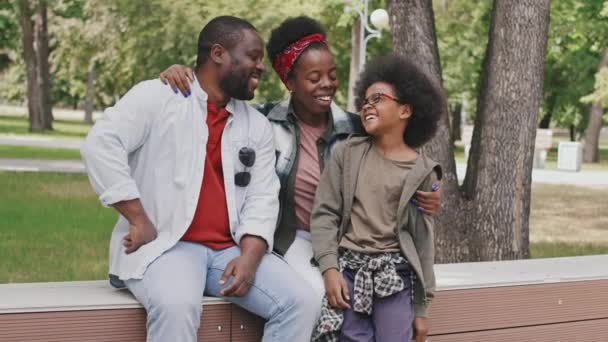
xmin=0 ymin=282 xmax=263 ymax=342
xmin=461 ymin=126 xmax=553 ymax=169
xmin=2 ymin=255 xmax=608 ymax=341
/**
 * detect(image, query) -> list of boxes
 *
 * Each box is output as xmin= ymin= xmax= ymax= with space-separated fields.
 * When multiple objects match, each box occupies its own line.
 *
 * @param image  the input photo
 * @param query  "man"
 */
xmin=81 ymin=16 xmax=317 ymax=342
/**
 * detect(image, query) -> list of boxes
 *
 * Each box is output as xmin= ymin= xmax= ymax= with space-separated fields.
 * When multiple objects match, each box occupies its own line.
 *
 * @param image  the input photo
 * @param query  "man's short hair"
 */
xmin=196 ymin=16 xmax=257 ymax=67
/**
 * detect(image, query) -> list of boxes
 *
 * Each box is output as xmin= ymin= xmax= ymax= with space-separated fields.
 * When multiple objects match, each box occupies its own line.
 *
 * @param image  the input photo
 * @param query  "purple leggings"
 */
xmin=340 ymin=263 xmax=414 ymax=342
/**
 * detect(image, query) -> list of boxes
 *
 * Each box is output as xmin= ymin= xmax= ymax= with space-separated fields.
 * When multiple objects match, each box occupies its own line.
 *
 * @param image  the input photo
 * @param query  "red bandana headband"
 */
xmin=272 ymin=33 xmax=328 ymax=85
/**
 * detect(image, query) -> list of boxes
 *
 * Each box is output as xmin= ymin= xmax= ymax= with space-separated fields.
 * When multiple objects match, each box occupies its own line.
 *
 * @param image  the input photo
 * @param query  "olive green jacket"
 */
xmin=310 ymin=136 xmax=441 ymax=317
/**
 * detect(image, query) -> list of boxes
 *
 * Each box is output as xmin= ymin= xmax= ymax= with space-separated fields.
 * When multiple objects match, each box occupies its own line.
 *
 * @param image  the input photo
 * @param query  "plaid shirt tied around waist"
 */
xmin=312 ymin=249 xmax=413 ymax=342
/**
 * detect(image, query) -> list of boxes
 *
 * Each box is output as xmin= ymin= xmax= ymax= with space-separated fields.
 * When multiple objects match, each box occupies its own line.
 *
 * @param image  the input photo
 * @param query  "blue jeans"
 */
xmin=125 ymin=241 xmax=318 ymax=342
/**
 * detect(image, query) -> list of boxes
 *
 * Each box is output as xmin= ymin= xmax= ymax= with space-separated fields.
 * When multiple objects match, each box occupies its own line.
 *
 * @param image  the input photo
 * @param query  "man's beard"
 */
xmin=219 ymin=67 xmax=254 ymax=101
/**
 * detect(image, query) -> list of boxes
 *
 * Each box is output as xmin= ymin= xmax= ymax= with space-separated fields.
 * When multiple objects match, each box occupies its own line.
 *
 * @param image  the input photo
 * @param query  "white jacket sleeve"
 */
xmin=234 ymin=118 xmax=280 ymax=251
xmin=80 ymin=80 xmax=161 ymax=207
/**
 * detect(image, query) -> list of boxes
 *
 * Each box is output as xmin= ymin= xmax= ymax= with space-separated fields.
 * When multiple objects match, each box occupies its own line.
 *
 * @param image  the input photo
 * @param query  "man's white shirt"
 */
xmin=81 ymin=78 xmax=280 ymax=283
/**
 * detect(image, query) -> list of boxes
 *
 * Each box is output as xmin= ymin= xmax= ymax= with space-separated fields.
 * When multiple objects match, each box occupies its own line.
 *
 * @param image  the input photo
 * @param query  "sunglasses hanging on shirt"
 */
xmin=235 ymin=147 xmax=256 ymax=187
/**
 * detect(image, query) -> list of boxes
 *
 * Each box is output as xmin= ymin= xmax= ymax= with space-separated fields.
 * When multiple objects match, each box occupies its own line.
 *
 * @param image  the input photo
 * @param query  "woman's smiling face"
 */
xmin=287 ymin=48 xmax=338 ymax=117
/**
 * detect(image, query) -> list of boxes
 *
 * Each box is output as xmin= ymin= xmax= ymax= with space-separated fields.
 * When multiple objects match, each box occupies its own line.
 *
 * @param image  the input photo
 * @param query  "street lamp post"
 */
xmin=346 ymin=0 xmax=390 ymax=111
xmin=347 ymin=0 xmax=390 ymax=71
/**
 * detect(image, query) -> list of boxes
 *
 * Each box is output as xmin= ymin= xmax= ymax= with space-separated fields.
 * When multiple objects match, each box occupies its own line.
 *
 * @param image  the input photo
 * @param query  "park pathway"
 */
xmin=455 ymin=164 xmax=608 ymax=188
xmin=0 ymin=134 xmax=82 ymax=149
xmin=1 ymin=134 xmax=607 ymax=187
xmin=0 ymin=158 xmax=84 ymax=173
xmin=1 ymin=157 xmax=607 ymax=187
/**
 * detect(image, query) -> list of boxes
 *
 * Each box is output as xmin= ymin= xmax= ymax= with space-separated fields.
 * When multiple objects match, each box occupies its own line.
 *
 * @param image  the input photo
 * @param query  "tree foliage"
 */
xmin=2 ymin=0 xmax=608 ymax=135
xmin=3 ymin=0 xmax=338 ymax=109
xmin=434 ymin=0 xmax=491 ymax=115
xmin=1 ymin=0 xmax=398 ymax=111
xmin=582 ymin=66 xmax=608 ymax=109
xmin=0 ymin=2 xmax=19 ymax=71
xmin=581 ymin=1 xmax=608 ymax=112
xmin=542 ymin=0 xmax=608 ymax=131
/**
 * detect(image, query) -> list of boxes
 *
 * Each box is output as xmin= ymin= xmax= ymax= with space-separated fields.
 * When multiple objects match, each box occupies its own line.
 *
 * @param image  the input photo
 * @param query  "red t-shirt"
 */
xmin=181 ymin=101 xmax=235 ymax=250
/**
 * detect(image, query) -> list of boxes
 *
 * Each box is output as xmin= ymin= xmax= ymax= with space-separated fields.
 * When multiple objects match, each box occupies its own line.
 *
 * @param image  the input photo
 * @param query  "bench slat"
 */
xmin=429 ymin=318 xmax=608 ymax=341
xmin=429 ymin=279 xmax=608 ymax=335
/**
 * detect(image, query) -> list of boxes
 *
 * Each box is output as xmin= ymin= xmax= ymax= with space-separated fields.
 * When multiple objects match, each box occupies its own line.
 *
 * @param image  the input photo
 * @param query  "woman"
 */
xmin=159 ymin=16 xmax=441 ymax=302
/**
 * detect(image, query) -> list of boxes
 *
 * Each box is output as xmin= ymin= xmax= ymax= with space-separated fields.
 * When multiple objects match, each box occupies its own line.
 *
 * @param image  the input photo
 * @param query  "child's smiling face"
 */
xmin=360 ymin=82 xmax=412 ymax=137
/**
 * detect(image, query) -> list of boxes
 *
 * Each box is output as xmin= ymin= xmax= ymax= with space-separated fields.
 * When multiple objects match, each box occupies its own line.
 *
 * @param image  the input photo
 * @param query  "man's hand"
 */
xmin=123 ymin=216 xmax=157 ymax=254
xmin=159 ymin=64 xmax=194 ymax=97
xmin=219 ymin=235 xmax=267 ymax=297
xmin=413 ymin=317 xmax=429 ymax=342
xmin=219 ymin=255 xmax=259 ymax=297
xmin=413 ymin=182 xmax=441 ymax=215
xmin=323 ymin=268 xmax=350 ymax=310
xmin=112 ymin=199 xmax=157 ymax=254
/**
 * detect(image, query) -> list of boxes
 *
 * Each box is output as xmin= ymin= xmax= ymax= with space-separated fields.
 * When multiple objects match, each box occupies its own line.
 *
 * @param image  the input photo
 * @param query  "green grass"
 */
xmin=453 ymin=145 xmax=464 ymax=161
xmin=0 ymin=171 xmax=116 ymax=283
xmin=529 ymin=183 xmax=608 ymax=246
xmin=529 ymin=183 xmax=608 ymax=258
xmin=0 ymin=145 xmax=82 ymax=160
xmin=530 ymin=241 xmax=608 ymax=258
xmin=1 ymin=173 xmax=606 ymax=284
xmin=0 ymin=117 xmax=91 ymax=138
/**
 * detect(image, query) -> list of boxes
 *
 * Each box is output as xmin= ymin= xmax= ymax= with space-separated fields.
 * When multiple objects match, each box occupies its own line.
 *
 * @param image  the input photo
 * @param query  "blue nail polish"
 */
xmin=161 ymin=80 xmax=167 ymax=85
xmin=173 ymin=88 xmax=178 ymax=94
xmin=411 ymin=198 xmax=418 ymax=205
xmin=183 ymin=92 xmax=188 ymax=98
xmin=432 ymin=183 xmax=439 ymax=191
xmin=417 ymin=207 xmax=423 ymax=212
xmin=187 ymin=90 xmax=191 ymax=96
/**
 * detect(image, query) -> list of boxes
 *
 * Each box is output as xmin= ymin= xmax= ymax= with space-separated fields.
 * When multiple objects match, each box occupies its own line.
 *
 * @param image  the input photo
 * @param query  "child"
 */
xmin=310 ymin=55 xmax=444 ymax=342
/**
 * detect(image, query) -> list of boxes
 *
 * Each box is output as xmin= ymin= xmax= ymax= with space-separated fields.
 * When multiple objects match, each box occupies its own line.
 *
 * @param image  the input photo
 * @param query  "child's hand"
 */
xmin=323 ymin=269 xmax=351 ymax=310
xmin=413 ymin=317 xmax=429 ymax=342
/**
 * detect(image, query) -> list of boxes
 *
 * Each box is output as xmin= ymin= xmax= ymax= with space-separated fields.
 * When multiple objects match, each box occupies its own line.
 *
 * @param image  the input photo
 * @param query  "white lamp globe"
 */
xmin=370 ymin=9 xmax=389 ymax=30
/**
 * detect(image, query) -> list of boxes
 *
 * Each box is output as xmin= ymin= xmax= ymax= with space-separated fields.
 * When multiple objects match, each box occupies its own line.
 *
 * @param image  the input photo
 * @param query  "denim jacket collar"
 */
xmin=266 ymin=96 xmax=355 ymax=137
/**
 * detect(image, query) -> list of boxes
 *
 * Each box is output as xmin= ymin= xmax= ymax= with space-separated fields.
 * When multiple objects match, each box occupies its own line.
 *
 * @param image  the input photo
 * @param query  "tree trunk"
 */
xmin=18 ymin=0 xmax=53 ymax=132
xmin=388 ymin=0 xmax=550 ymax=262
xmin=450 ymin=102 xmax=462 ymax=144
xmin=583 ymin=49 xmax=608 ymax=163
xmin=84 ymin=62 xmax=96 ymax=124
xmin=462 ymin=0 xmax=549 ymax=260
xmin=18 ymin=0 xmax=44 ymax=132
xmin=388 ymin=0 xmax=466 ymax=262
xmin=34 ymin=1 xmax=53 ymax=129
xmin=347 ymin=17 xmax=362 ymax=113
xmin=539 ymin=92 xmax=556 ymax=129
xmin=569 ymin=125 xmax=576 ymax=142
